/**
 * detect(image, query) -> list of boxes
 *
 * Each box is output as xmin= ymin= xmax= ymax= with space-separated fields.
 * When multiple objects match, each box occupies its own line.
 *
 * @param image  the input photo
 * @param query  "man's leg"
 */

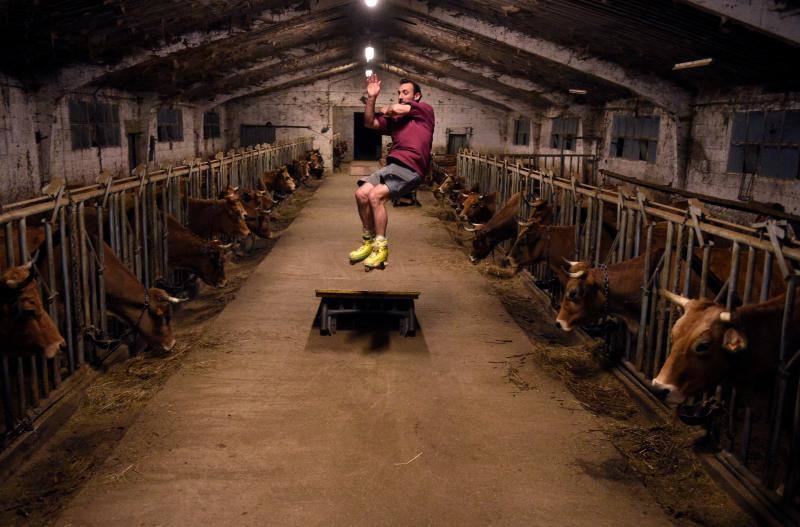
xmin=363 ymin=184 xmax=391 ymax=270
xmin=366 ymin=184 xmax=391 ymax=237
xmin=349 ymin=182 xmax=377 ymax=264
xmin=355 ymin=182 xmax=374 ymax=232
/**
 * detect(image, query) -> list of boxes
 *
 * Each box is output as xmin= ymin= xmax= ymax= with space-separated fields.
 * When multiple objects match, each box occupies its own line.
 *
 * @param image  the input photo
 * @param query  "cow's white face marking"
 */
xmin=555 ymin=318 xmax=572 ymax=331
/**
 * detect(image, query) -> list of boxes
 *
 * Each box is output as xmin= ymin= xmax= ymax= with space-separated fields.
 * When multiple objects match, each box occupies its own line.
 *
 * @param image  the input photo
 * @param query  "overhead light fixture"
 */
xmin=569 ymin=89 xmax=588 ymax=95
xmin=365 ymin=69 xmax=373 ymax=77
xmin=365 ymin=0 xmax=378 ymax=7
xmin=673 ymin=58 xmax=713 ymax=70
xmin=365 ymin=46 xmax=375 ymax=62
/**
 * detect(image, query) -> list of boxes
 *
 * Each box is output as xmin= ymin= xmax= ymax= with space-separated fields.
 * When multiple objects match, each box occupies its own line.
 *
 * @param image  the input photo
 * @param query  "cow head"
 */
xmin=278 ymin=166 xmax=297 ymax=193
xmin=0 ymin=262 xmax=65 ymax=358
xmin=453 ymin=189 xmax=477 ymax=214
xmin=221 ymin=193 xmax=251 ymax=238
xmin=220 ymin=185 xmax=240 ymax=199
xmin=500 ymin=201 xmax=554 ymax=271
xmin=555 ymin=261 xmax=603 ymax=331
xmin=136 ymin=288 xmax=186 ymax=351
xmin=459 ymin=192 xmax=496 ymax=224
xmin=469 ymin=226 xmax=492 ymax=263
xmin=651 ymin=290 xmax=747 ymax=405
xmin=196 ymin=241 xmax=230 ymax=287
xmin=239 ymin=189 xmax=273 ymax=239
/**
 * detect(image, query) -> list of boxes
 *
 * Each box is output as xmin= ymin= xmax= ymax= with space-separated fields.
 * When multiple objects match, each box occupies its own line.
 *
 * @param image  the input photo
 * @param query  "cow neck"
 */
xmin=735 ymin=293 xmax=800 ymax=378
xmin=103 ymin=258 xmax=149 ymax=324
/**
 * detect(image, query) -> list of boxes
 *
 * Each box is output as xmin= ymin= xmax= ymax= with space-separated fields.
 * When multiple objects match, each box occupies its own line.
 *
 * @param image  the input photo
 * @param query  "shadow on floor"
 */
xmin=305 ymin=312 xmax=429 ymax=355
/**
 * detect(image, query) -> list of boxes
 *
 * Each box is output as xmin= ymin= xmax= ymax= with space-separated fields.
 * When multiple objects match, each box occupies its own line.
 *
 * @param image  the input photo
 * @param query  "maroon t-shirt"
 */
xmin=375 ymin=100 xmax=435 ymax=177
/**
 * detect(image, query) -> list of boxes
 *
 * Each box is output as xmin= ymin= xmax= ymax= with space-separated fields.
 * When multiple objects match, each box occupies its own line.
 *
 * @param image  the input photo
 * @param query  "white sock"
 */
xmin=375 ymin=235 xmax=388 ymax=245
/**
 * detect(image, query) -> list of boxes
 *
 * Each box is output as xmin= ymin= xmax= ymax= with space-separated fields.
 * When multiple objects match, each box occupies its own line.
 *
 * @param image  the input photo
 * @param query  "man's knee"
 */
xmin=355 ymin=185 xmax=370 ymax=202
xmin=367 ymin=186 xmax=389 ymax=206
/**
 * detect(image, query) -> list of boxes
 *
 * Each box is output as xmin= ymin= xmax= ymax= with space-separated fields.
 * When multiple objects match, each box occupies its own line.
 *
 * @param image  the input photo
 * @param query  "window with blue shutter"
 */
xmin=727 ymin=110 xmax=800 ymax=180
xmin=610 ymin=115 xmax=659 ymax=163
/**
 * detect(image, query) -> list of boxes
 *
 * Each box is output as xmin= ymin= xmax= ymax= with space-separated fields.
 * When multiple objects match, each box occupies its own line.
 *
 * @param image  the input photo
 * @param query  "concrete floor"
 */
xmin=57 ymin=164 xmax=672 ymax=526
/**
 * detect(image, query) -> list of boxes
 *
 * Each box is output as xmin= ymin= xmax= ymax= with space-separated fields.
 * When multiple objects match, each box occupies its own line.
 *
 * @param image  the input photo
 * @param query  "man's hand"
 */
xmin=366 ymin=73 xmax=381 ymax=98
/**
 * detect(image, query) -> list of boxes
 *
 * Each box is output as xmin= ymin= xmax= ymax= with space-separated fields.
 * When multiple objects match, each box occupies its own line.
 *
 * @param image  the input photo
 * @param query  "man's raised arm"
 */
xmin=364 ymin=74 xmax=383 ymax=129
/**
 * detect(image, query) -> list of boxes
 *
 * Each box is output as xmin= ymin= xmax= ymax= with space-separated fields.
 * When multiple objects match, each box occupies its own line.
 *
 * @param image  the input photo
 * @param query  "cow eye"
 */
xmin=693 ymin=340 xmax=711 ymax=355
xmin=567 ymin=289 xmax=580 ymax=302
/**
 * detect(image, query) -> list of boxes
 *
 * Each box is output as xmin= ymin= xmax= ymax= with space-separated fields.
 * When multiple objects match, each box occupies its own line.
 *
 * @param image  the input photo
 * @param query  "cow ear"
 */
xmin=722 ymin=328 xmax=747 ymax=354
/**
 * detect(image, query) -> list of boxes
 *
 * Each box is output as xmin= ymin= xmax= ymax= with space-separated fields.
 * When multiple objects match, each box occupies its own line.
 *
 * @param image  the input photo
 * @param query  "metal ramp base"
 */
xmin=315 ymin=289 xmax=420 ymax=337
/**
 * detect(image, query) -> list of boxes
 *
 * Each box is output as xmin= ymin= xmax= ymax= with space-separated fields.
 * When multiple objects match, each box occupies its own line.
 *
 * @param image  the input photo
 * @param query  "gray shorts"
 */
xmin=358 ymin=163 xmax=421 ymax=199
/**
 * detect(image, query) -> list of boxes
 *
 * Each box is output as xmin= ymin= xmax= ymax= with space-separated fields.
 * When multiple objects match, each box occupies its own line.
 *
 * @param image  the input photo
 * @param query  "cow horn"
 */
xmin=232 ymin=186 xmax=239 ymax=192
xmin=166 ymin=295 xmax=188 ymax=304
xmin=561 ymin=257 xmax=581 ymax=268
xmin=718 ymin=311 xmax=732 ymax=323
xmin=660 ymin=289 xmax=691 ymax=309
xmin=568 ymin=270 xmax=586 ymax=279
xmin=462 ymin=225 xmax=477 ymax=232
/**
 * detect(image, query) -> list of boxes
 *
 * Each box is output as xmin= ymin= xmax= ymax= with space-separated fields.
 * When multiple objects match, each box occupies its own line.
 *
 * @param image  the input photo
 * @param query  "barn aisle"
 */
xmin=57 ymin=164 xmax=670 ymax=526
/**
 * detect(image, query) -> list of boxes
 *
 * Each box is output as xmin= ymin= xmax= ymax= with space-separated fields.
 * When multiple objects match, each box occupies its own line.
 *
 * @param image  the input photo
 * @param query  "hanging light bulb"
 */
xmin=364 ymin=46 xmax=375 ymax=62
xmin=365 ymin=0 xmax=378 ymax=7
xmin=365 ymin=69 xmax=373 ymax=78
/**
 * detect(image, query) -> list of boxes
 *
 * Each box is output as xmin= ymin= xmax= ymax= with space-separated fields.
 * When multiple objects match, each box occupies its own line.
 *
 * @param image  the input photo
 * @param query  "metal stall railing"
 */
xmin=501 ymin=150 xmax=598 ymax=186
xmin=457 ymin=148 xmax=800 ymax=525
xmin=0 ymin=138 xmax=313 ymax=447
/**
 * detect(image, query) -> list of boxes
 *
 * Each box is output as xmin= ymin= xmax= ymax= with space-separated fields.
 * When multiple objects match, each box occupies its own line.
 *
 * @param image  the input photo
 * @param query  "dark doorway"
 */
xmin=447 ymin=133 xmax=468 ymax=154
xmin=127 ymin=133 xmax=141 ymax=173
xmin=353 ymin=112 xmax=382 ymax=160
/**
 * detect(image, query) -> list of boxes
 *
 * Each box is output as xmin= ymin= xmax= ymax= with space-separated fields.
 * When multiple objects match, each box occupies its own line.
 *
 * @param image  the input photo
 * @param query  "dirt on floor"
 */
xmin=429 ymin=193 xmax=756 ymax=527
xmin=0 ymin=180 xmax=321 ymax=527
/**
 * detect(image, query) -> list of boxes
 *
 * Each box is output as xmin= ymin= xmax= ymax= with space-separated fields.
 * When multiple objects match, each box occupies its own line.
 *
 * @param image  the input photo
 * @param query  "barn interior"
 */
xmin=1 ymin=1 xmax=800 ymax=526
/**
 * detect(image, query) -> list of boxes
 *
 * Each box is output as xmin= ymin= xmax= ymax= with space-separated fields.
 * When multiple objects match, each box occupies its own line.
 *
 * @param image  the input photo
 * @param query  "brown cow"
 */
xmin=556 ymin=249 xmax=666 ymax=334
xmin=187 ymin=194 xmax=250 ymax=239
xmin=502 ymin=206 xmax=614 ymax=277
xmin=220 ymin=186 xmax=272 ymax=239
xmin=433 ymin=175 xmax=464 ymax=202
xmin=259 ymin=166 xmax=296 ymax=195
xmin=467 ymin=194 xmax=551 ymax=264
xmin=2 ymin=224 xmax=182 ymax=353
xmin=1 ymin=261 xmax=65 ymax=358
xmin=166 ymin=214 xmax=229 ymax=287
xmin=287 ymin=159 xmax=312 ymax=188
xmin=652 ymin=290 xmax=800 ymax=405
xmin=459 ymin=192 xmax=497 ymax=225
xmin=96 ymin=238 xmax=183 ymax=352
xmin=307 ymin=151 xmax=324 ymax=179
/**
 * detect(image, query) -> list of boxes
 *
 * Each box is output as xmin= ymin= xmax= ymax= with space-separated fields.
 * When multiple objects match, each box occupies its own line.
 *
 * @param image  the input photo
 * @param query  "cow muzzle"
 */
xmin=650 ymin=379 xmax=684 ymax=404
xmin=43 ymin=338 xmax=66 ymax=359
xmin=555 ymin=318 xmax=572 ymax=332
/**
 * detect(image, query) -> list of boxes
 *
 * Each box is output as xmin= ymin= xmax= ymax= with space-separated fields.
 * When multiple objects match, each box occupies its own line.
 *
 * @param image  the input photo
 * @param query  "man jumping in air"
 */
xmin=349 ymin=74 xmax=435 ymax=271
